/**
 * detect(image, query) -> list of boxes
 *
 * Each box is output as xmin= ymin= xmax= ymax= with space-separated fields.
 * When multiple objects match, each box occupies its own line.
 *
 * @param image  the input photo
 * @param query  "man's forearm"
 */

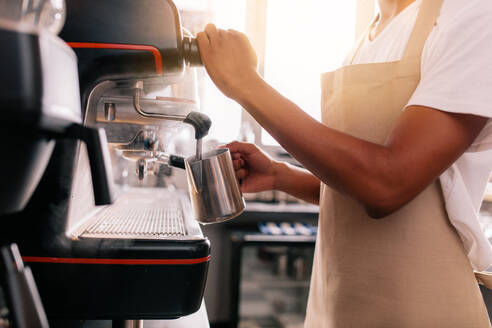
xmin=233 ymin=76 xmax=487 ymax=218
xmin=273 ymin=161 xmax=320 ymax=205
xmin=234 ymin=76 xmax=387 ymax=207
xmin=233 ymin=75 xmax=408 ymax=216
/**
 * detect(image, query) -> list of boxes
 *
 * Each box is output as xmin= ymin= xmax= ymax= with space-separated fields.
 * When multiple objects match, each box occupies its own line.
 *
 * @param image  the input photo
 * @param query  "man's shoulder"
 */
xmin=439 ymin=0 xmax=492 ymax=29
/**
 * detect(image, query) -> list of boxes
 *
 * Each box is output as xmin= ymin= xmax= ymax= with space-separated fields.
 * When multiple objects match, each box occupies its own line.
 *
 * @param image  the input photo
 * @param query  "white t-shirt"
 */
xmin=344 ymin=0 xmax=492 ymax=271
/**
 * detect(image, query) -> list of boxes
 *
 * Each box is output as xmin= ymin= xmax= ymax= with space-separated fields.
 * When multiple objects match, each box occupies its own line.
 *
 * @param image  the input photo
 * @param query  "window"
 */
xmin=175 ymin=0 xmax=247 ymax=143
xmin=261 ymin=0 xmax=358 ymax=146
xmin=176 ymin=0 xmax=373 ymax=146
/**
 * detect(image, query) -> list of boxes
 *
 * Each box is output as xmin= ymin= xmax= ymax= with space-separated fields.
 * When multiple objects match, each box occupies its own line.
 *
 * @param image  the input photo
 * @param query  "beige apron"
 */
xmin=304 ymin=0 xmax=491 ymax=327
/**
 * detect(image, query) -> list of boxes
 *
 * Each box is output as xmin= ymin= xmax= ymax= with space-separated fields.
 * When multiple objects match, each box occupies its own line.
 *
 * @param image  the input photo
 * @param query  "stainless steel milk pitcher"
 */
xmin=169 ymin=148 xmax=245 ymax=224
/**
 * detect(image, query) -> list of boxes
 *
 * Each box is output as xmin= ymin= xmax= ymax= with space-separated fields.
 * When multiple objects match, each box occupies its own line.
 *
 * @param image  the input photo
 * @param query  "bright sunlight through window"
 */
xmin=175 ymin=0 xmax=247 ymax=143
xmin=175 ymin=0 xmax=359 ymax=145
xmin=262 ymin=0 xmax=357 ymax=146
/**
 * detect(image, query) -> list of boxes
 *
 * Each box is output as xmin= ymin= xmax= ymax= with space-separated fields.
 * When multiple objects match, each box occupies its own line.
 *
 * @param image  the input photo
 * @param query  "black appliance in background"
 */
xmin=0 ymin=244 xmax=49 ymax=328
xmin=228 ymin=227 xmax=316 ymax=328
xmin=0 ymin=7 xmax=112 ymax=327
xmin=0 ymin=9 xmax=114 ymax=217
xmin=0 ymin=0 xmax=209 ymax=326
xmin=199 ymin=199 xmax=318 ymax=328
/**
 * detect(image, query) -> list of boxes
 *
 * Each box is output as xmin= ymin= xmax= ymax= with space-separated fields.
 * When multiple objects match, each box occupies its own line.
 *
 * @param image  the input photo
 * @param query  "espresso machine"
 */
xmin=0 ymin=0 xmax=117 ymax=326
xmin=0 ymin=0 xmax=237 ymax=326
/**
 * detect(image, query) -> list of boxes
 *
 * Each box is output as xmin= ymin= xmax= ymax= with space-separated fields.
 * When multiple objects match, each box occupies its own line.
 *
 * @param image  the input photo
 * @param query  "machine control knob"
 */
xmin=183 ymin=36 xmax=202 ymax=67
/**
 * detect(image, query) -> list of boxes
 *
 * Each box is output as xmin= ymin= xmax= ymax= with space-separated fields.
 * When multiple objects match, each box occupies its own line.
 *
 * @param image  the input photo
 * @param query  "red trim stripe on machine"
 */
xmin=67 ymin=42 xmax=163 ymax=75
xmin=22 ymin=256 xmax=210 ymax=265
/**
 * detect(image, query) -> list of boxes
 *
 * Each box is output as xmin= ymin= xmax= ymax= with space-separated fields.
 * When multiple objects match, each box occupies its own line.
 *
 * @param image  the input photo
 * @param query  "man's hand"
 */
xmin=223 ymin=141 xmax=279 ymax=193
xmin=197 ymin=24 xmax=260 ymax=100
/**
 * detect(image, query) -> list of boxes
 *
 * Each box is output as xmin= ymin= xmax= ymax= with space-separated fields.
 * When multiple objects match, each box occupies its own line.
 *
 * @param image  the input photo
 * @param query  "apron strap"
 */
xmin=349 ymin=14 xmax=379 ymax=65
xmin=402 ymin=0 xmax=444 ymax=59
xmin=475 ymin=271 xmax=492 ymax=290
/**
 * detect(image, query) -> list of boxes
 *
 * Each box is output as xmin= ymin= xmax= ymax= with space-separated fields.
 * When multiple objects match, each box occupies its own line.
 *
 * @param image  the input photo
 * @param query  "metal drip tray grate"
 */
xmin=77 ymin=189 xmax=195 ymax=240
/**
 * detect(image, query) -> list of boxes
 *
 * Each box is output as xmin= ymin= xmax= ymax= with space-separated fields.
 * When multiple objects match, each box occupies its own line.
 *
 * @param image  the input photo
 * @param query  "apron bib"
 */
xmin=304 ymin=0 xmax=491 ymax=327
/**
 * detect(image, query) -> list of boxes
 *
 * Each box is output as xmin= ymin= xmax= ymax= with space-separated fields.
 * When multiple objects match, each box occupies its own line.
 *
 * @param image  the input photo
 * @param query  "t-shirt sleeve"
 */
xmin=406 ymin=1 xmax=492 ymax=119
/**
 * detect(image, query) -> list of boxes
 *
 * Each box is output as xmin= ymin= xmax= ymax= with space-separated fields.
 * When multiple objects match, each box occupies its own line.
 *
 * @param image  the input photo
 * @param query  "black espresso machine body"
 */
xmin=0 ymin=21 xmax=114 ymax=216
xmin=0 ymin=0 xmax=210 ymax=321
xmin=60 ymin=0 xmax=202 ymax=107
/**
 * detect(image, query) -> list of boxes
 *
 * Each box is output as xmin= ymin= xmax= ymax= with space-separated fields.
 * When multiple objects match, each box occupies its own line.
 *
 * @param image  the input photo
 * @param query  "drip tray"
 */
xmin=76 ymin=188 xmax=202 ymax=240
xmin=81 ymin=205 xmax=186 ymax=239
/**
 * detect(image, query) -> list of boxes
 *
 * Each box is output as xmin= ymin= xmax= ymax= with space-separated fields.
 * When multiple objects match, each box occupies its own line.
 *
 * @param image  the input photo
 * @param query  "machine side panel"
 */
xmin=27 ymin=261 xmax=209 ymax=319
xmin=0 ymin=29 xmax=42 ymax=126
xmin=60 ymin=0 xmax=184 ymax=85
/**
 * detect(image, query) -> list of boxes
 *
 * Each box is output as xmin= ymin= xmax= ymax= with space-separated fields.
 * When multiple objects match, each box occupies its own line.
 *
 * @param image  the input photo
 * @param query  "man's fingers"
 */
xmin=226 ymin=141 xmax=257 ymax=155
xmin=204 ymin=23 xmax=218 ymax=43
xmin=196 ymin=31 xmax=210 ymax=63
xmin=233 ymin=158 xmax=244 ymax=170
xmin=231 ymin=153 xmax=242 ymax=160
xmin=196 ymin=31 xmax=210 ymax=48
xmin=227 ymin=29 xmax=246 ymax=40
xmin=218 ymin=28 xmax=228 ymax=39
xmin=236 ymin=168 xmax=248 ymax=180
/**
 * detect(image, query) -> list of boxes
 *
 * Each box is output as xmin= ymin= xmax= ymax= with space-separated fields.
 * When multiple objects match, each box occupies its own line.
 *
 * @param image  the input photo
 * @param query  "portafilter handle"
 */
xmin=65 ymin=124 xmax=115 ymax=205
xmin=168 ymin=155 xmax=186 ymax=170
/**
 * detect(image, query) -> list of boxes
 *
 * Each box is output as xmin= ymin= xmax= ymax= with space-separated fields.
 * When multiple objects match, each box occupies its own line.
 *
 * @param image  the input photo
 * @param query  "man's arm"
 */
xmin=198 ymin=26 xmax=488 ymax=217
xmin=274 ymin=162 xmax=321 ymax=205
xmin=239 ymin=77 xmax=487 ymax=217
